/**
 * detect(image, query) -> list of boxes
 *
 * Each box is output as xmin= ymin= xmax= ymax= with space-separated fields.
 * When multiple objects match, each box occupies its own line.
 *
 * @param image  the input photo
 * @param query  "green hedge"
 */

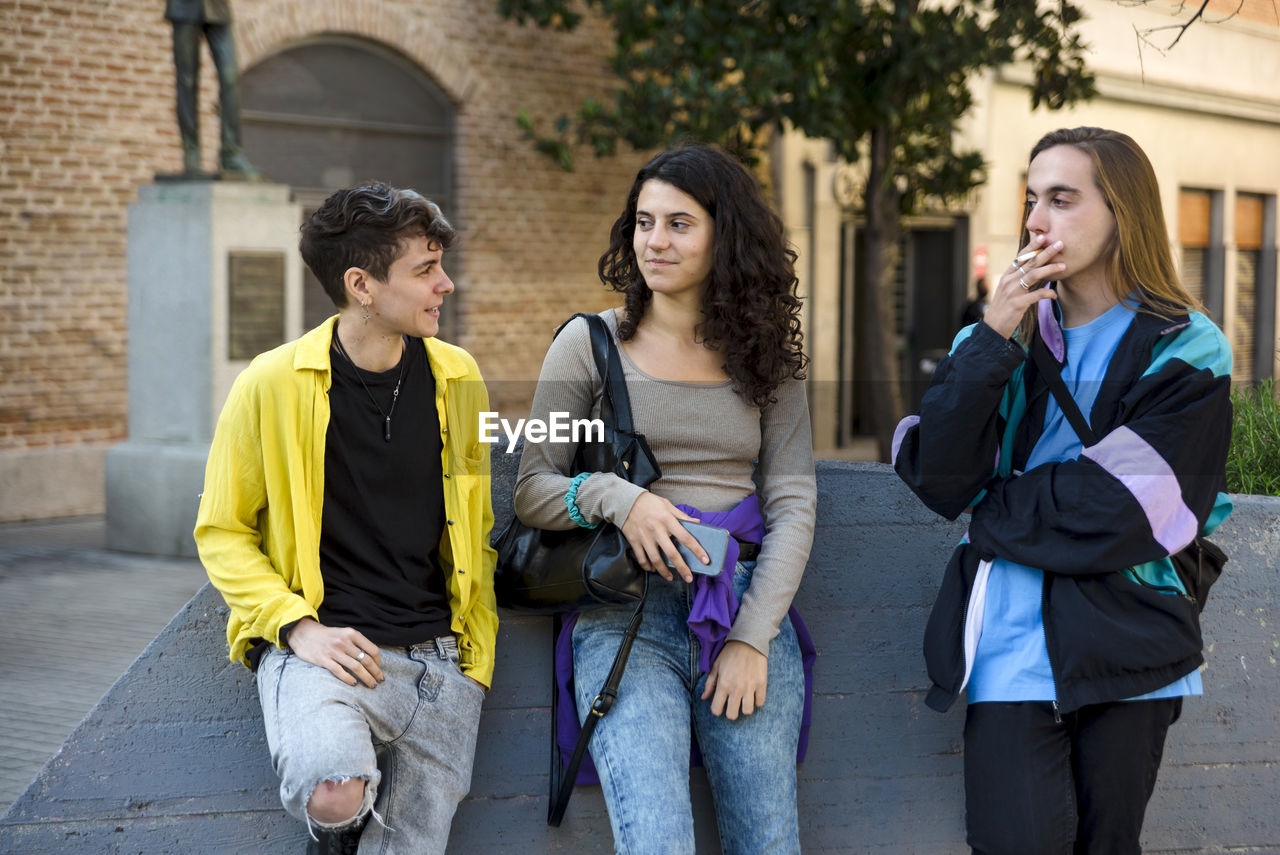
xmin=1226 ymin=378 xmax=1280 ymax=497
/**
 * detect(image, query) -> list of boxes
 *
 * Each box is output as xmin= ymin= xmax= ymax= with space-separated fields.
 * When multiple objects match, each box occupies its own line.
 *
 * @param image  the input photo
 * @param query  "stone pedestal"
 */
xmin=106 ymin=182 xmax=302 ymax=556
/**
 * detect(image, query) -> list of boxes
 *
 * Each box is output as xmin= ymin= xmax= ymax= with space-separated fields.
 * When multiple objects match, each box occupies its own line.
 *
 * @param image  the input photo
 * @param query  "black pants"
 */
xmin=963 ymin=698 xmax=1182 ymax=855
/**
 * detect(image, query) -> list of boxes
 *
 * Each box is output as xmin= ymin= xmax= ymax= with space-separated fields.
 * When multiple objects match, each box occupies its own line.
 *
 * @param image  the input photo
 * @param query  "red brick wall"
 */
xmin=3 ymin=0 xmax=170 ymax=451
xmin=0 ymin=0 xmax=645 ymax=469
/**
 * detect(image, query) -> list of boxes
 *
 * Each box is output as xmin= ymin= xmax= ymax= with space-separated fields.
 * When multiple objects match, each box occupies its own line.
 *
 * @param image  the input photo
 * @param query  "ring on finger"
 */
xmin=1019 ymin=276 xmax=1030 ymax=290
xmin=355 ymin=650 xmax=366 ymax=662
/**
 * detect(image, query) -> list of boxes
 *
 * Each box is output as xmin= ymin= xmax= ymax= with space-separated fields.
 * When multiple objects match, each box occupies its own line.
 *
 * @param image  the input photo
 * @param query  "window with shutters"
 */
xmin=1179 ymin=188 xmax=1212 ymax=306
xmin=1235 ymin=194 xmax=1264 ymax=382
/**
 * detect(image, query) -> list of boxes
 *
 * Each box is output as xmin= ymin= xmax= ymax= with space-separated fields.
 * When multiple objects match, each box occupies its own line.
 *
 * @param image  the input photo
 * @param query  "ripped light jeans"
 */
xmin=572 ymin=560 xmax=805 ymax=855
xmin=256 ymin=637 xmax=484 ymax=855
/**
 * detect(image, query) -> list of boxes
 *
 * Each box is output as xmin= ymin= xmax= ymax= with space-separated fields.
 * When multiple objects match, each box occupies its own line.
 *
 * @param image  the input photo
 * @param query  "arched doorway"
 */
xmin=241 ymin=37 xmax=456 ymax=333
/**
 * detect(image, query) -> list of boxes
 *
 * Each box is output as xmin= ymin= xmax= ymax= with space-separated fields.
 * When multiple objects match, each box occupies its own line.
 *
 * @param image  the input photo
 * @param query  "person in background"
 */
xmin=894 ymin=126 xmax=1233 ymax=854
xmin=195 ymin=182 xmax=497 ymax=855
xmin=960 ymin=276 xmax=989 ymax=327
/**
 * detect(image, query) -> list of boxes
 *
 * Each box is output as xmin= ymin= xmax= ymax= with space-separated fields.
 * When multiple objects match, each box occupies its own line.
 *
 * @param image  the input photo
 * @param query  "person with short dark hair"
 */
xmin=195 ymin=182 xmax=497 ymax=854
xmin=894 ymin=127 xmax=1233 ymax=853
xmin=515 ymin=145 xmax=817 ymax=853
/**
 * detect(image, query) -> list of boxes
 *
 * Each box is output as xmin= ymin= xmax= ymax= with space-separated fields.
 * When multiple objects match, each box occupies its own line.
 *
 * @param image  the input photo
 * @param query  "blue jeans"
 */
xmin=572 ymin=561 xmax=804 ymax=855
xmin=256 ymin=637 xmax=485 ymax=855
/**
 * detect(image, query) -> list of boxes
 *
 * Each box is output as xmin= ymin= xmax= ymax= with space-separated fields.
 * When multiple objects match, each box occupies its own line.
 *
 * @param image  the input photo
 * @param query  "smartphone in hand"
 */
xmin=664 ymin=520 xmax=731 ymax=576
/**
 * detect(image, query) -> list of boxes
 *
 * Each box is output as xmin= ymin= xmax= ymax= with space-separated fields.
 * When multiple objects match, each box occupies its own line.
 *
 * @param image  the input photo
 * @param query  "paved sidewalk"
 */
xmin=0 ymin=516 xmax=207 ymax=815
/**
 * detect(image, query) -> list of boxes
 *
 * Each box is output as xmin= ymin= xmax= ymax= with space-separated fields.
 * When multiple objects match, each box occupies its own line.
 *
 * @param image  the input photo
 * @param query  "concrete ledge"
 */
xmin=105 ymin=440 xmax=208 ymax=558
xmin=2 ymin=461 xmax=1278 ymax=853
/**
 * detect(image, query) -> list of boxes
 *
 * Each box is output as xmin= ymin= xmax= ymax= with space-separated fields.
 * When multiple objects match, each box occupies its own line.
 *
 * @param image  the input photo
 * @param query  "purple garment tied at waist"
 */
xmin=554 ymin=494 xmax=816 ymax=785
xmin=677 ymin=496 xmax=765 ymax=673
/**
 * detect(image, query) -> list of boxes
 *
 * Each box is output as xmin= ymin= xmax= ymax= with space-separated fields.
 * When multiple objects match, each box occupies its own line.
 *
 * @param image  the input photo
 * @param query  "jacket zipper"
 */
xmin=1128 ymin=568 xmax=1194 ymax=605
xmin=1041 ymin=575 xmax=1063 ymax=724
xmin=1129 ymin=571 xmax=1183 ymax=597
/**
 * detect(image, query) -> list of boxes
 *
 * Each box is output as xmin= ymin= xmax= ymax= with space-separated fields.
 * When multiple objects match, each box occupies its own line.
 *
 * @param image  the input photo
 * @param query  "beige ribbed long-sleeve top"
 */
xmin=513 ymin=311 xmax=816 ymax=654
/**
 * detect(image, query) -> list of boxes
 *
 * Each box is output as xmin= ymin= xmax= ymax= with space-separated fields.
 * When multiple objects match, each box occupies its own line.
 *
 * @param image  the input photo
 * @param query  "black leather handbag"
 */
xmin=493 ymin=313 xmax=661 ymax=612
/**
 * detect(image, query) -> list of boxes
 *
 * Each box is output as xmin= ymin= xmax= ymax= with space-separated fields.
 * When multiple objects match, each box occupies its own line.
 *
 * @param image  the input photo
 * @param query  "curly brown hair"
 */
xmin=599 ymin=145 xmax=807 ymax=408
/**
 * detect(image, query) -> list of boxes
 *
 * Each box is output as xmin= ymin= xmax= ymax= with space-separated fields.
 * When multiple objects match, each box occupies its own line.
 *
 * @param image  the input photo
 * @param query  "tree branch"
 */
xmin=1122 ymin=0 xmax=1254 ymax=54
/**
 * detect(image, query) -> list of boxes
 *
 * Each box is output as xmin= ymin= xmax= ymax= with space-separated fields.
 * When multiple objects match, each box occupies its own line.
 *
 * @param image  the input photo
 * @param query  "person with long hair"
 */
xmin=514 ymin=144 xmax=816 ymax=854
xmin=894 ymin=126 xmax=1233 ymax=853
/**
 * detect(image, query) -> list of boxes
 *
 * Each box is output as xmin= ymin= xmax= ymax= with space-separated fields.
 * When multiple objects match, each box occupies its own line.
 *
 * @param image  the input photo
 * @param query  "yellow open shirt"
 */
xmin=194 ymin=317 xmax=498 ymax=686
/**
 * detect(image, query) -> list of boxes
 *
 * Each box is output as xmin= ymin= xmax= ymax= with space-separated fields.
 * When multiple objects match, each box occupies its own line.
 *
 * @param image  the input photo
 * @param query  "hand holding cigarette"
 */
xmin=981 ymin=235 xmax=1065 ymax=339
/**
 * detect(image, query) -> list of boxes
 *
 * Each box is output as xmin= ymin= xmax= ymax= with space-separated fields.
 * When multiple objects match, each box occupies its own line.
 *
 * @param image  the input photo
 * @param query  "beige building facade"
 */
xmin=779 ymin=0 xmax=1280 ymax=450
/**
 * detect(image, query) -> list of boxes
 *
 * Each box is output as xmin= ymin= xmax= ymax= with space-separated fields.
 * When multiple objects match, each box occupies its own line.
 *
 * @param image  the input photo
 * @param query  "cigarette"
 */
xmin=1014 ymin=249 xmax=1042 ymax=264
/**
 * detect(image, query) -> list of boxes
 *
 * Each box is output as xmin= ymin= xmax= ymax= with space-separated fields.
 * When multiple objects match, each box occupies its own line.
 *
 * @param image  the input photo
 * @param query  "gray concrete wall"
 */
xmin=2 ymin=461 xmax=1277 ymax=853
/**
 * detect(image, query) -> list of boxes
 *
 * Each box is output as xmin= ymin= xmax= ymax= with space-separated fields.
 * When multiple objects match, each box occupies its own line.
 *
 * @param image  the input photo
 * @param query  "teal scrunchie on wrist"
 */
xmin=564 ymin=472 xmax=599 ymax=529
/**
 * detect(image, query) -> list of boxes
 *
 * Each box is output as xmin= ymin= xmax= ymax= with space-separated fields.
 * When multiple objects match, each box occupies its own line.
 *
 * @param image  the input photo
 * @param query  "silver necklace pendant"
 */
xmin=384 ymin=382 xmax=402 ymax=442
xmin=334 ymin=329 xmax=407 ymax=443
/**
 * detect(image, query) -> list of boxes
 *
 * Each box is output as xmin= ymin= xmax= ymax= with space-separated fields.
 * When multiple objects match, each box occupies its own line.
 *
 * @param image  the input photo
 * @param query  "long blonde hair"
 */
xmin=1016 ymin=127 xmax=1205 ymax=343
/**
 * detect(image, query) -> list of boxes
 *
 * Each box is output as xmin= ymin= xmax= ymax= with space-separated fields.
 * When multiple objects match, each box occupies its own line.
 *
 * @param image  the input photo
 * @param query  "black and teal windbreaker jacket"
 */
xmin=893 ymin=299 xmax=1233 ymax=715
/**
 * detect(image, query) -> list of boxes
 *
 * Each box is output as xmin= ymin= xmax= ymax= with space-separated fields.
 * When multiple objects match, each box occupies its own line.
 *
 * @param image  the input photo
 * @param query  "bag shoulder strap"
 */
xmin=556 ymin=312 xmax=637 ymax=435
xmin=547 ymin=592 xmax=646 ymax=826
xmin=545 ymin=312 xmax=649 ymax=826
xmin=1030 ymin=330 xmax=1099 ymax=447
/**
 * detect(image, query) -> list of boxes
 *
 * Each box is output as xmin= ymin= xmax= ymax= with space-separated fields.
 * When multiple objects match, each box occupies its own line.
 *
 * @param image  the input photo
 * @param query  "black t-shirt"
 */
xmin=316 ymin=335 xmax=451 ymax=646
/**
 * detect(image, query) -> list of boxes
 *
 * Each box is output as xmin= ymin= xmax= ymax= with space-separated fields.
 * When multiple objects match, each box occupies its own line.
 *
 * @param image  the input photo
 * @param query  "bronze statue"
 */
xmin=166 ymin=0 xmax=259 ymax=178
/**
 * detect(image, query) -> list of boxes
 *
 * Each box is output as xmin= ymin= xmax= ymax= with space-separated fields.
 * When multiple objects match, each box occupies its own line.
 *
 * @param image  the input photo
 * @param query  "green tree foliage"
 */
xmin=501 ymin=0 xmax=1095 ymax=456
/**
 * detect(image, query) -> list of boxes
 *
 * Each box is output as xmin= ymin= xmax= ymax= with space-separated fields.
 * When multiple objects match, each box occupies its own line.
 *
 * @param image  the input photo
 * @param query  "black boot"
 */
xmin=304 ymin=825 xmax=362 ymax=855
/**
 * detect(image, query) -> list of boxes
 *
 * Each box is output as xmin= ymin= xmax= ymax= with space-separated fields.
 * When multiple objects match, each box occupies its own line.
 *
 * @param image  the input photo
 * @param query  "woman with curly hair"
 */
xmin=514 ymin=144 xmax=816 ymax=854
